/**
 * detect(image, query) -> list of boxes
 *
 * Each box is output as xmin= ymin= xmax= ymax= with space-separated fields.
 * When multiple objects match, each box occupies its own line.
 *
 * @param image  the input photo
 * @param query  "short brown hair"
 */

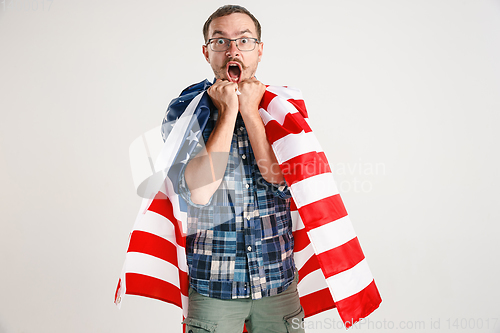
xmin=203 ymin=5 xmax=262 ymax=43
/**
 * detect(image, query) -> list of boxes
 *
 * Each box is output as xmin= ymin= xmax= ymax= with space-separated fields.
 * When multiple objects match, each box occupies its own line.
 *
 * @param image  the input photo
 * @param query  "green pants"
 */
xmin=182 ymin=273 xmax=305 ymax=333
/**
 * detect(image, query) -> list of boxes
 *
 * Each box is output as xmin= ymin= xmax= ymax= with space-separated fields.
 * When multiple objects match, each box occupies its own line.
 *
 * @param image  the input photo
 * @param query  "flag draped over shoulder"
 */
xmin=259 ymin=86 xmax=381 ymax=327
xmin=115 ymin=80 xmax=381 ymax=329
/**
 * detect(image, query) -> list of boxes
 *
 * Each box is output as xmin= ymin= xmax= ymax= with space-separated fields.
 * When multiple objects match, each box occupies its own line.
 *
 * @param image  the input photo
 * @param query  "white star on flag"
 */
xmin=180 ymin=153 xmax=190 ymax=164
xmin=186 ymin=130 xmax=200 ymax=144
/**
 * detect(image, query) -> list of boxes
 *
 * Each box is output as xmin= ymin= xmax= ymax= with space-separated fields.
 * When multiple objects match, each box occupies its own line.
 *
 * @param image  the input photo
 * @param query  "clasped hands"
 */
xmin=207 ymin=78 xmax=266 ymax=118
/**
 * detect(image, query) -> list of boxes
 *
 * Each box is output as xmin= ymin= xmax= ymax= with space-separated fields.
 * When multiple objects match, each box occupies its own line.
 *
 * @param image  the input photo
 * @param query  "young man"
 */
xmin=116 ymin=4 xmax=381 ymax=330
xmin=177 ymin=5 xmax=304 ymax=333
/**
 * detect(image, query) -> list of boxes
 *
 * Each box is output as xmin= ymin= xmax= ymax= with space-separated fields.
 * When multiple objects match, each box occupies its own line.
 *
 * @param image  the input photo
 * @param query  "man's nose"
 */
xmin=225 ymin=40 xmax=240 ymax=57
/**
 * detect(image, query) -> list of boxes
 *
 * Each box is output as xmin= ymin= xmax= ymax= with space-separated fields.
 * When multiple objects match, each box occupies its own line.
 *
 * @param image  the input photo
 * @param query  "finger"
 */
xmin=223 ymin=82 xmax=237 ymax=90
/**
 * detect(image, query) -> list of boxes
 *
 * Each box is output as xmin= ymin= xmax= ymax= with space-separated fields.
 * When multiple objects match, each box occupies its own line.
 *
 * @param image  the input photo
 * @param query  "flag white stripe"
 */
xmin=177 ymin=246 xmax=187 ymax=272
xmin=135 ymin=211 xmax=177 ymax=240
xmin=132 ymin=212 xmax=188 ymax=272
xmin=291 ymin=210 xmax=304 ymax=232
xmin=163 ymin=178 xmax=188 ymax=234
xmin=290 ymin=172 xmax=339 ymax=209
xmin=272 ymin=131 xmax=323 ymax=164
xmin=297 ymin=268 xmax=328 ymax=297
xmin=126 ymin=252 xmax=181 ymax=288
xmin=129 ymin=134 xmax=158 ymax=190
xmin=132 ymin=196 xmax=154 ymax=231
xmin=326 ymin=259 xmax=373 ymax=301
xmin=259 ymin=107 xmax=273 ymax=125
xmin=307 ymin=216 xmax=357 ymax=254
xmin=267 ymin=86 xmax=303 ymax=101
xmin=181 ymin=295 xmax=189 ymax=318
xmin=266 ymin=97 xmax=299 ymax=125
xmin=294 ymin=242 xmax=315 ymax=270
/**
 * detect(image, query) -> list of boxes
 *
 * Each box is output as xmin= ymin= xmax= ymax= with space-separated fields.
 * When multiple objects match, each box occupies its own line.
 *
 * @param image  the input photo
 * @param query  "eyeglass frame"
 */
xmin=205 ymin=37 xmax=261 ymax=52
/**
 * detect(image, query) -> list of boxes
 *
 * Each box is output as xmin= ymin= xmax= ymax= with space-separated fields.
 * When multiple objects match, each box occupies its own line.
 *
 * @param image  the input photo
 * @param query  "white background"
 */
xmin=1 ymin=0 xmax=499 ymax=332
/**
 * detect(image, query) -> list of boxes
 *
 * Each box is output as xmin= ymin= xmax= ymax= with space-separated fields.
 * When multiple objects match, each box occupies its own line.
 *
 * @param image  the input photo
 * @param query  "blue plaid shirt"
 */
xmin=178 ymin=110 xmax=296 ymax=300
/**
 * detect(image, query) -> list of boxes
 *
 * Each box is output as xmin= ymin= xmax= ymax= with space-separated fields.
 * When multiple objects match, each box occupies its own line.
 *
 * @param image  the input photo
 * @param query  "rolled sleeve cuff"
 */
xmin=178 ymin=165 xmax=214 ymax=208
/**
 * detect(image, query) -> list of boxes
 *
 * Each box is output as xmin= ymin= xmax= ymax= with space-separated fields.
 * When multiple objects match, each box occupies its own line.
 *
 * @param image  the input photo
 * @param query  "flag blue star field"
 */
xmin=161 ymin=79 xmax=213 ymax=196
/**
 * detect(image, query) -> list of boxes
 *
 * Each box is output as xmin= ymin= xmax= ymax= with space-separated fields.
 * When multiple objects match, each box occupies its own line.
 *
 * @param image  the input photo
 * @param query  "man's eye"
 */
xmin=240 ymin=38 xmax=249 ymax=44
xmin=216 ymin=39 xmax=226 ymax=45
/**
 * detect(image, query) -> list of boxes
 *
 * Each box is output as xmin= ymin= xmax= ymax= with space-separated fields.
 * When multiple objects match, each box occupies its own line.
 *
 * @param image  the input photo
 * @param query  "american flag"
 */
xmin=115 ymin=80 xmax=381 ymax=329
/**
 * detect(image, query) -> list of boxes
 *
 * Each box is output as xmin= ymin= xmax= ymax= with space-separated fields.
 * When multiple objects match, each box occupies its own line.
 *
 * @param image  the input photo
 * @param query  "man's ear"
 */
xmin=202 ymin=45 xmax=210 ymax=63
xmin=257 ymin=42 xmax=264 ymax=62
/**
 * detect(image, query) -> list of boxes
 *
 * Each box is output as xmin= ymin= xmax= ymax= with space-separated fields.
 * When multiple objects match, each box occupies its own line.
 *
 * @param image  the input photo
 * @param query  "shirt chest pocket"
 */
xmin=260 ymin=212 xmax=291 ymax=240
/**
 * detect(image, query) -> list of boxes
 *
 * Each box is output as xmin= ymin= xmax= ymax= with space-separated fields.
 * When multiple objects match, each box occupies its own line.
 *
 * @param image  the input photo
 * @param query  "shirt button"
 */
xmin=246 ymin=215 xmax=251 ymax=220
xmin=242 ymin=154 xmax=246 ymax=159
xmin=247 ymin=246 xmax=252 ymax=252
xmin=240 ymin=126 xmax=244 ymax=131
xmin=245 ymin=184 xmax=250 ymax=189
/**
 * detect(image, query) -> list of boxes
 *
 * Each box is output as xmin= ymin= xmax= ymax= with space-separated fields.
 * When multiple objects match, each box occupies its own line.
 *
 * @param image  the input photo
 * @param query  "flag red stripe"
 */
xmin=282 ymin=110 xmax=310 ymax=133
xmin=260 ymin=90 xmax=277 ymax=110
xmin=148 ymin=192 xmax=186 ymax=247
xmin=300 ymin=288 xmax=336 ymax=318
xmin=292 ymin=228 xmax=310 ymax=252
xmin=179 ymin=269 xmax=189 ymax=296
xmin=264 ymin=120 xmax=293 ymax=146
xmin=125 ymin=273 xmax=182 ymax=308
xmin=281 ymin=151 xmax=332 ymax=185
xmin=316 ymin=237 xmax=365 ymax=278
xmin=298 ymin=194 xmax=348 ymax=230
xmin=297 ymin=255 xmax=321 ymax=281
xmin=265 ymin=113 xmax=311 ymax=144
xmin=287 ymin=99 xmax=308 ymax=118
xmin=335 ymin=280 xmax=382 ymax=328
xmin=260 ymin=92 xmax=308 ymax=120
xmin=264 ymin=118 xmax=299 ymax=145
xmin=127 ymin=230 xmax=178 ymax=267
xmin=114 ymin=278 xmax=122 ymax=303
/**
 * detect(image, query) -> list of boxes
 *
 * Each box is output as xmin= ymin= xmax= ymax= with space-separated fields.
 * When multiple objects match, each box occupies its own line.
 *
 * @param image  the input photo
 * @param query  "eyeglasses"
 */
xmin=206 ymin=37 xmax=260 ymax=52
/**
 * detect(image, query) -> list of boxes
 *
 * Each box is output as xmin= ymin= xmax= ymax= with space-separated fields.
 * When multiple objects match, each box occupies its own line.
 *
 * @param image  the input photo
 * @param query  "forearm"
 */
xmin=241 ymin=110 xmax=284 ymax=185
xmin=184 ymin=111 xmax=237 ymax=205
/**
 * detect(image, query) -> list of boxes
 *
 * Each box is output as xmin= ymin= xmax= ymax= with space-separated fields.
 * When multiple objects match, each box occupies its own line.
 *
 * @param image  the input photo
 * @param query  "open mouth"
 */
xmin=227 ymin=62 xmax=242 ymax=83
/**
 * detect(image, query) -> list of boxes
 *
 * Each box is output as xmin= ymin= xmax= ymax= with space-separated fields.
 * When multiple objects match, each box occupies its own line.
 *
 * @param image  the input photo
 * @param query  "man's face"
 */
xmin=203 ymin=13 xmax=263 ymax=83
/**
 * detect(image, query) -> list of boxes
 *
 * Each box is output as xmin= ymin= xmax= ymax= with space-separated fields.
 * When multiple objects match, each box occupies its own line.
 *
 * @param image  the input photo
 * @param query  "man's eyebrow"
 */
xmin=212 ymin=30 xmax=225 ymax=37
xmin=238 ymin=29 xmax=253 ymax=35
xmin=211 ymin=29 xmax=254 ymax=37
